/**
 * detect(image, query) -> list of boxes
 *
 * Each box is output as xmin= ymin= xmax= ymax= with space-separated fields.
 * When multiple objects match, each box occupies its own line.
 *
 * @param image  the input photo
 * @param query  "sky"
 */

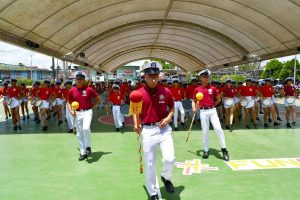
xmin=0 ymin=41 xmax=299 ymax=70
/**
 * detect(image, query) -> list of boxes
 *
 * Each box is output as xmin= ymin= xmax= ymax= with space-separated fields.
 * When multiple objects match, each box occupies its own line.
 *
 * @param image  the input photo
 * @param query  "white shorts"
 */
xmin=56 ymin=98 xmax=64 ymax=106
xmin=271 ymin=96 xmax=277 ymax=104
xmin=233 ymin=97 xmax=240 ymax=104
xmin=223 ymin=98 xmax=234 ymax=109
xmin=284 ymin=98 xmax=296 ymax=107
xmin=245 ymin=96 xmax=255 ymax=109
xmin=9 ymin=97 xmax=20 ymax=109
xmin=40 ymin=100 xmax=50 ymax=109
xmin=262 ymin=98 xmax=273 ymax=108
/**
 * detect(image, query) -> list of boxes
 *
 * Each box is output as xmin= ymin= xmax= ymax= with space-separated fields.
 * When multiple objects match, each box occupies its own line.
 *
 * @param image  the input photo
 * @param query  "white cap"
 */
xmin=140 ymin=62 xmax=162 ymax=74
xmin=112 ymin=84 xmax=120 ymax=89
xmin=198 ymin=69 xmax=211 ymax=76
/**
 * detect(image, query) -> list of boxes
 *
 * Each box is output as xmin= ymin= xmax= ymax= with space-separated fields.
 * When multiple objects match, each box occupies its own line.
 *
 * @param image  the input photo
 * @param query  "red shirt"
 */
xmin=239 ymin=85 xmax=256 ymax=97
xmin=260 ymin=85 xmax=274 ymax=97
xmin=138 ymin=85 xmax=174 ymax=124
xmin=31 ymin=87 xmax=40 ymax=97
xmin=39 ymin=87 xmax=53 ymax=100
xmin=170 ymin=87 xmax=185 ymax=101
xmin=63 ymin=88 xmax=70 ymax=101
xmin=186 ymin=84 xmax=196 ymax=99
xmin=53 ymin=86 xmax=64 ymax=98
xmin=284 ymin=85 xmax=296 ymax=96
xmin=89 ymin=85 xmax=96 ymax=91
xmin=68 ymin=86 xmax=98 ymax=110
xmin=222 ymin=87 xmax=236 ymax=98
xmin=193 ymin=85 xmax=219 ymax=108
xmin=109 ymin=91 xmax=123 ymax=105
xmin=0 ymin=87 xmax=8 ymax=96
xmin=8 ymin=86 xmax=21 ymax=98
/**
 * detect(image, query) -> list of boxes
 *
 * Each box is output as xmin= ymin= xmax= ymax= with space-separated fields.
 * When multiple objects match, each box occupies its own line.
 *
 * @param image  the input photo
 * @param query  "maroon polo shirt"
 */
xmin=193 ymin=85 xmax=219 ymax=108
xmin=68 ymin=86 xmax=98 ymax=110
xmin=283 ymin=85 xmax=296 ymax=96
xmin=138 ymin=85 xmax=174 ymax=124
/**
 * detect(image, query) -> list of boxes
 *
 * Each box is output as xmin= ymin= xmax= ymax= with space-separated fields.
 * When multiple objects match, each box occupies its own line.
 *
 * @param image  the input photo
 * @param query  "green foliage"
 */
xmin=238 ymin=64 xmax=255 ymax=71
xmin=217 ymin=74 xmax=247 ymax=82
xmin=279 ymin=59 xmax=300 ymax=80
xmin=261 ymin=59 xmax=283 ymax=79
xmin=150 ymin=59 xmax=176 ymax=69
xmin=17 ymin=78 xmax=34 ymax=86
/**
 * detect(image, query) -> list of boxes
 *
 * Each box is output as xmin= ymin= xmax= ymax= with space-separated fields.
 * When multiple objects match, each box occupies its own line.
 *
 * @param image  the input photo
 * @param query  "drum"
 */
xmin=262 ymin=98 xmax=272 ymax=106
xmin=182 ymin=99 xmax=192 ymax=110
xmin=120 ymin=104 xmax=130 ymax=116
xmin=240 ymin=98 xmax=248 ymax=107
xmin=286 ymin=97 xmax=296 ymax=105
xmin=224 ymin=98 xmax=234 ymax=106
xmin=35 ymin=99 xmax=43 ymax=107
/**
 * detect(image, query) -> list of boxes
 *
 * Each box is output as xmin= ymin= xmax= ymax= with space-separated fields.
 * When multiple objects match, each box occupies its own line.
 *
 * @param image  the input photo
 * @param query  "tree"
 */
xmin=261 ymin=59 xmax=283 ymax=79
xmin=279 ymin=59 xmax=300 ymax=80
xmin=152 ymin=59 xmax=176 ymax=69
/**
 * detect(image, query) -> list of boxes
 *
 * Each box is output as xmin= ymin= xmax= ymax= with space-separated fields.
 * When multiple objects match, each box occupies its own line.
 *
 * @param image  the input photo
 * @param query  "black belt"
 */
xmin=199 ymin=106 xmax=215 ymax=110
xmin=76 ymin=108 xmax=91 ymax=112
xmin=143 ymin=122 xmax=160 ymax=126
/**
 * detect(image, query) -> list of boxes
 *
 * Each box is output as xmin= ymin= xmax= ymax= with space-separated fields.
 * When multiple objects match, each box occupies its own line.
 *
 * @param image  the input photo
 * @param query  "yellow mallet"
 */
xmin=71 ymin=101 xmax=79 ymax=134
xmin=186 ymin=92 xmax=203 ymax=142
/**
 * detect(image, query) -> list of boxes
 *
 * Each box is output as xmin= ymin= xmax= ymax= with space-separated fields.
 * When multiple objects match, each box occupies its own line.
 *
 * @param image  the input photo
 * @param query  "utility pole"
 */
xmin=294 ymin=55 xmax=297 ymax=85
xmin=52 ymin=57 xmax=55 ymax=80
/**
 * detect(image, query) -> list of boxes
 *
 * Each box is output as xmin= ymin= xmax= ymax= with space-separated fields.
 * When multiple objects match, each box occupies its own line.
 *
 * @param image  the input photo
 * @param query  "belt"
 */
xmin=199 ymin=106 xmax=215 ymax=110
xmin=76 ymin=108 xmax=91 ymax=112
xmin=143 ymin=122 xmax=160 ymax=126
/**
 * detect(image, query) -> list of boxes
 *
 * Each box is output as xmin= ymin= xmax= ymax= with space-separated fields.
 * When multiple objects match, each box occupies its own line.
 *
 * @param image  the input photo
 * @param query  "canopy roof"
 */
xmin=0 ymin=0 xmax=299 ymax=72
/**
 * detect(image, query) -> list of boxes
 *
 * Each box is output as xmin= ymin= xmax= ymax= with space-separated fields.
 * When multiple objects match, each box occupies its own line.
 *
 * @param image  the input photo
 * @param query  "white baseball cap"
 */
xmin=198 ymin=69 xmax=211 ymax=76
xmin=140 ymin=62 xmax=162 ymax=74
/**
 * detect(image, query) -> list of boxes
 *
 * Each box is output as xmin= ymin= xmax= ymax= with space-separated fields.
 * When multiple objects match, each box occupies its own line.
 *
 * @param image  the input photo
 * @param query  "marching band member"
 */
xmin=192 ymin=70 xmax=229 ymax=161
xmin=170 ymin=79 xmax=186 ymax=131
xmin=8 ymin=79 xmax=22 ymax=130
xmin=133 ymin=62 xmax=175 ymax=200
xmin=53 ymin=81 xmax=64 ymax=125
xmin=31 ymin=81 xmax=41 ymax=123
xmin=238 ymin=78 xmax=258 ymax=129
xmin=37 ymin=80 xmax=54 ymax=131
xmin=63 ymin=80 xmax=74 ymax=133
xmin=0 ymin=82 xmax=11 ymax=120
xmin=280 ymin=77 xmax=298 ymax=128
xmin=20 ymin=83 xmax=30 ymax=120
xmin=68 ymin=72 xmax=100 ymax=161
xmin=259 ymin=78 xmax=280 ymax=128
xmin=109 ymin=84 xmax=124 ymax=132
xmin=221 ymin=79 xmax=236 ymax=131
xmin=252 ymin=80 xmax=261 ymax=121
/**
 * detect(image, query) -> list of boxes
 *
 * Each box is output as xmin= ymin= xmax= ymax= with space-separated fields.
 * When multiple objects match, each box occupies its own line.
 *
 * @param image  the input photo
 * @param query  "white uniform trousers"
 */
xmin=75 ymin=109 xmax=92 ymax=155
xmin=65 ymin=105 xmax=74 ymax=129
xmin=174 ymin=101 xmax=185 ymax=128
xmin=200 ymin=108 xmax=226 ymax=152
xmin=142 ymin=124 xmax=175 ymax=196
xmin=112 ymin=105 xmax=123 ymax=128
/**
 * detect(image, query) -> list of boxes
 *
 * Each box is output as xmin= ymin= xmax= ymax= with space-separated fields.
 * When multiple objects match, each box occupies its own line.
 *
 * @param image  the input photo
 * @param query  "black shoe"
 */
xmin=42 ymin=126 xmax=48 ymax=131
xmin=23 ymin=116 xmax=25 ymax=121
xmin=226 ymin=125 xmax=230 ymax=130
xmin=9 ymin=113 xmax=11 ymax=117
xmin=197 ymin=119 xmax=201 ymax=123
xmin=193 ymin=120 xmax=196 ymax=124
xmin=122 ymin=122 xmax=125 ymax=127
xmin=150 ymin=194 xmax=159 ymax=200
xmin=86 ymin=147 xmax=92 ymax=156
xmin=58 ymin=121 xmax=63 ymax=125
xmin=79 ymin=154 xmax=87 ymax=161
xmin=256 ymin=117 xmax=260 ymax=121
xmin=33 ymin=118 xmax=37 ymax=121
xmin=116 ymin=128 xmax=120 ymax=132
xmin=253 ymin=123 xmax=257 ymax=129
xmin=277 ymin=117 xmax=282 ymax=121
xmin=268 ymin=118 xmax=272 ymax=123
xmin=246 ymin=125 xmax=250 ymax=129
xmin=181 ymin=122 xmax=186 ymax=129
xmin=229 ymin=125 xmax=233 ymax=132
xmin=221 ymin=148 xmax=230 ymax=161
xmin=238 ymin=115 xmax=242 ymax=120
xmin=27 ymin=115 xmax=30 ymax=119
xmin=264 ymin=123 xmax=268 ymax=128
xmin=5 ymin=117 xmax=8 ymax=120
xmin=13 ymin=126 xmax=17 ymax=130
xmin=203 ymin=151 xmax=209 ymax=159
xmin=174 ymin=127 xmax=178 ymax=131
xmin=259 ymin=111 xmax=264 ymax=114
xmin=286 ymin=123 xmax=292 ymax=128
xmin=161 ymin=176 xmax=174 ymax=193
xmin=67 ymin=129 xmax=73 ymax=133
xmin=36 ymin=119 xmax=41 ymax=124
xmin=292 ymin=121 xmax=296 ymax=126
xmin=18 ymin=126 xmax=22 ymax=130
xmin=274 ymin=122 xmax=280 ymax=127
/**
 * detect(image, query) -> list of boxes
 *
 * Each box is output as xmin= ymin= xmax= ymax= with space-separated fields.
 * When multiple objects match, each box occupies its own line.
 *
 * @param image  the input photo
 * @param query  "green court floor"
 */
xmin=0 ymin=102 xmax=299 ymax=200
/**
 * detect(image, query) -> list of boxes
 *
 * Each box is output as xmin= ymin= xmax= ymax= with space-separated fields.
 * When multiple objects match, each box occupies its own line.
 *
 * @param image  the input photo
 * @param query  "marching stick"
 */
xmin=134 ymin=111 xmax=143 ymax=174
xmin=186 ymin=110 xmax=196 ymax=142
